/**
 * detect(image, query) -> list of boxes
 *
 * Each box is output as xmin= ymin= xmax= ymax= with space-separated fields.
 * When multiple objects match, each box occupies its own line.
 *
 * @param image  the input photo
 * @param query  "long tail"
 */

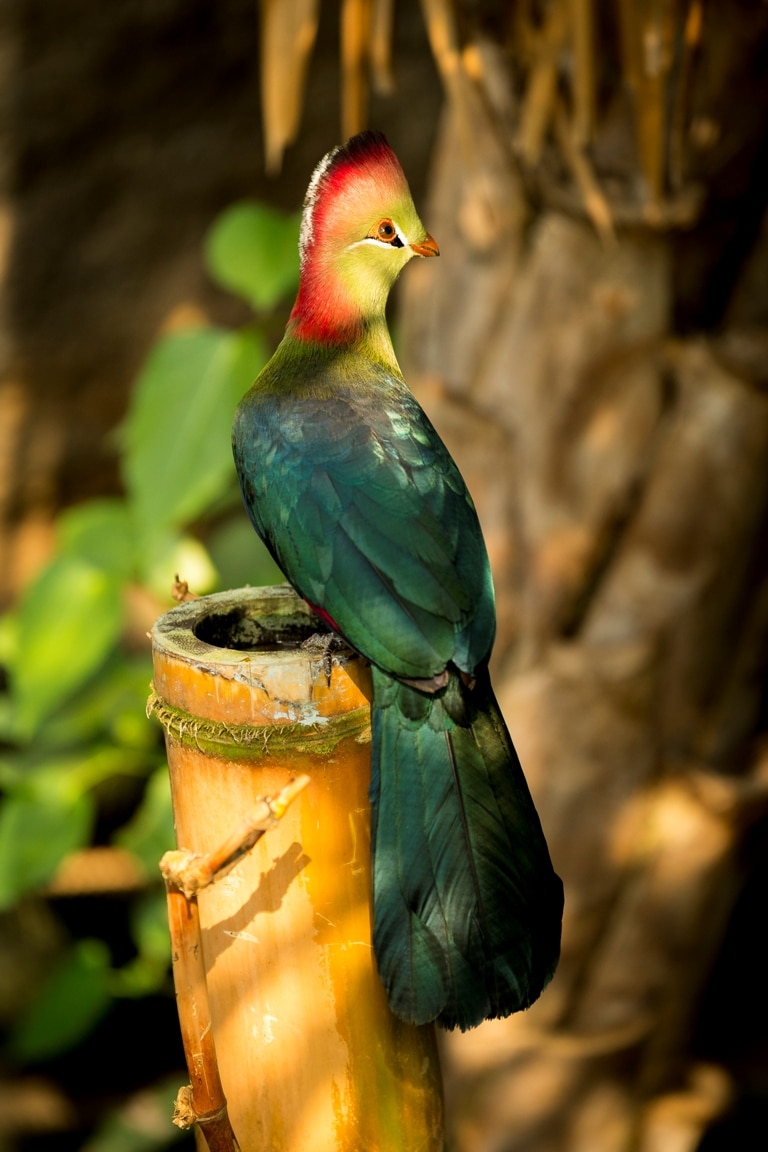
xmin=369 ymin=664 xmax=563 ymax=1031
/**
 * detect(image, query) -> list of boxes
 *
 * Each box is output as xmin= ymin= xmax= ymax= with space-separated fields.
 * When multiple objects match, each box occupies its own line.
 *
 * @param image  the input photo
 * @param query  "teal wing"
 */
xmin=232 ymin=368 xmax=495 ymax=679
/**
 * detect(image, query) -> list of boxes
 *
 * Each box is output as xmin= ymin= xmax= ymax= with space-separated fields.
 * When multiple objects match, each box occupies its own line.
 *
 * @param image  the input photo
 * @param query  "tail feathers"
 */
xmin=369 ymin=665 xmax=563 ymax=1031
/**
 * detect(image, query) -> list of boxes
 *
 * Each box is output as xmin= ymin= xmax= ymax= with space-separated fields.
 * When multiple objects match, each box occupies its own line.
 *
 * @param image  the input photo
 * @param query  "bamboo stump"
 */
xmin=149 ymin=585 xmax=444 ymax=1152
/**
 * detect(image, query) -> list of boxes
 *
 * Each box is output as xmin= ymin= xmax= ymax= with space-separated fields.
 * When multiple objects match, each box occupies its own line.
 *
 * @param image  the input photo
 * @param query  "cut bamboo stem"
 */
xmin=162 ymin=777 xmax=310 ymax=1150
xmin=341 ymin=0 xmax=373 ymax=141
xmin=569 ymin=0 xmax=596 ymax=145
xmin=150 ymin=585 xmax=444 ymax=1152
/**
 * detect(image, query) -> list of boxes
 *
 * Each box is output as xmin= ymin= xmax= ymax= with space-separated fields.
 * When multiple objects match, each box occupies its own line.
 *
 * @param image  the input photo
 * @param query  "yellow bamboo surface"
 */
xmin=151 ymin=585 xmax=444 ymax=1152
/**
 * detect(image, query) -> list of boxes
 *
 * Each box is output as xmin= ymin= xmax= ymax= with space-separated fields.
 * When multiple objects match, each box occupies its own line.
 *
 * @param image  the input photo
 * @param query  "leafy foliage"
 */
xmin=122 ymin=326 xmax=269 ymax=559
xmin=0 ymin=199 xmax=297 ymax=1145
xmin=8 ymin=556 xmax=125 ymax=740
xmin=9 ymin=938 xmax=114 ymax=1063
xmin=204 ymin=201 xmax=301 ymax=311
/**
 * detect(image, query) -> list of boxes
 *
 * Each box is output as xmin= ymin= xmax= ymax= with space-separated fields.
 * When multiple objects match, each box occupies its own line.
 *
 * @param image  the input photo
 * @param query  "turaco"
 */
xmin=232 ymin=130 xmax=563 ymax=1030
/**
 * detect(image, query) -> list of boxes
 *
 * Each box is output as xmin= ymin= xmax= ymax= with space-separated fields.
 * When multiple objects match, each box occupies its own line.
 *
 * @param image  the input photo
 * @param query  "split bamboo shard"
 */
xmin=150 ymin=586 xmax=444 ymax=1152
xmin=341 ymin=0 xmax=374 ymax=141
xmin=570 ymin=0 xmax=595 ymax=145
xmin=617 ymin=0 xmax=678 ymax=204
xmin=161 ymin=778 xmax=310 ymax=1150
xmin=259 ymin=0 xmax=320 ymax=172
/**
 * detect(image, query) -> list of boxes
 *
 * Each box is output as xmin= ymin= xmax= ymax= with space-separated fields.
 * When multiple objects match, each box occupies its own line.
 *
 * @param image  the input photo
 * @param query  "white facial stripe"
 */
xmin=299 ymin=144 xmax=342 ymax=267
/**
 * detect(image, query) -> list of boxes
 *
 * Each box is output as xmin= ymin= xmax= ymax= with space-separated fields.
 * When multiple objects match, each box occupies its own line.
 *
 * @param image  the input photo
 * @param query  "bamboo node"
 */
xmin=160 ymin=849 xmax=208 ymax=897
xmin=173 ymin=1084 xmax=234 ymax=1133
xmin=146 ymin=689 xmax=371 ymax=758
xmin=173 ymin=1085 xmax=197 ymax=1129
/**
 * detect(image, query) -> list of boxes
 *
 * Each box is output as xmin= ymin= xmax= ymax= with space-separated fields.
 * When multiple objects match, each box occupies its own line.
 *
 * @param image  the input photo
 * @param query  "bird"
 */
xmin=232 ymin=130 xmax=563 ymax=1030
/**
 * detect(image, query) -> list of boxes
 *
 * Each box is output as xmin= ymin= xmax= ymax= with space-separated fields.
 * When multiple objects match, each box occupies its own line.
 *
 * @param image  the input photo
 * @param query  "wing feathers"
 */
xmin=233 ymin=374 xmax=495 ymax=676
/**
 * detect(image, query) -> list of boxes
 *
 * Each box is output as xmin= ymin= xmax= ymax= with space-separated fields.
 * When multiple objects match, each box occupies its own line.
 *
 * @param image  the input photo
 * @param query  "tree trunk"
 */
xmin=399 ymin=12 xmax=768 ymax=1148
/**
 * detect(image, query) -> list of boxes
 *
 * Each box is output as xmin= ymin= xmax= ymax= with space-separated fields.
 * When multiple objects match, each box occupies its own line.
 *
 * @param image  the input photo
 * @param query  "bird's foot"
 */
xmin=301 ymin=631 xmax=347 ymax=684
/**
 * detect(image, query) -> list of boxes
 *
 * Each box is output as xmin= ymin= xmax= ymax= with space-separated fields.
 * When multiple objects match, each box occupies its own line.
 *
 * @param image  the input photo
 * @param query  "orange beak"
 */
xmin=411 ymin=232 xmax=440 ymax=258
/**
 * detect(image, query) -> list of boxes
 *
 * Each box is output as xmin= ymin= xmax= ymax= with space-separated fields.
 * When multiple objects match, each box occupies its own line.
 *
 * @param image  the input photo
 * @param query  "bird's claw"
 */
xmin=301 ymin=631 xmax=346 ymax=684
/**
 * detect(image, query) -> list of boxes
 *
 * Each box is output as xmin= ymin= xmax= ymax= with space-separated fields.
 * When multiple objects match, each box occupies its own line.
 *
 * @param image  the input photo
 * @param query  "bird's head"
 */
xmin=288 ymin=131 xmax=438 ymax=348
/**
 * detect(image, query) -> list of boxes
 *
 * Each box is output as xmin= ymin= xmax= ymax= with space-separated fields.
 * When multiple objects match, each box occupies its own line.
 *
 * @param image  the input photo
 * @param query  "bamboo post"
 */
xmin=149 ymin=584 xmax=444 ymax=1152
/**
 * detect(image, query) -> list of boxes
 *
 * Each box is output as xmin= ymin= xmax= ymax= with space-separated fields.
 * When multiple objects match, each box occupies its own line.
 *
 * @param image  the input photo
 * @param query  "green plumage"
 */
xmin=370 ymin=666 xmax=562 ymax=1029
xmin=233 ymin=341 xmax=495 ymax=679
xmin=232 ymin=130 xmax=562 ymax=1029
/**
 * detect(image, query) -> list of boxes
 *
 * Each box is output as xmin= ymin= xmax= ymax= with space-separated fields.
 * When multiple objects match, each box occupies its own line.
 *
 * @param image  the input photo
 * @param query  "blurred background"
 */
xmin=1 ymin=1 xmax=768 ymax=1149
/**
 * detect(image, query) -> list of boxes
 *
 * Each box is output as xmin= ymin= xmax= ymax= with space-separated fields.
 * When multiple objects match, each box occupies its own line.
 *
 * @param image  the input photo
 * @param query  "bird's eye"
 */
xmin=370 ymin=219 xmax=402 ymax=245
xmin=365 ymin=218 xmax=404 ymax=248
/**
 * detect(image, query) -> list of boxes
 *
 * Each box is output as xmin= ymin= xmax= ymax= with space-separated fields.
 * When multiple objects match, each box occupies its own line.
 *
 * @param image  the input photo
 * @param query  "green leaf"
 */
xmin=121 ymin=327 xmax=267 ymax=548
xmin=62 ymin=744 xmax=154 ymax=795
xmin=0 ymin=785 xmax=94 ymax=908
xmin=58 ymin=499 xmax=136 ymax=580
xmin=0 ymin=695 xmax=13 ymax=743
xmin=205 ymin=515 xmax=283 ymax=590
xmin=9 ymin=939 xmax=113 ymax=1063
xmin=110 ymin=890 xmax=172 ymax=999
xmin=0 ymin=742 xmax=154 ymax=908
xmin=37 ymin=656 xmax=155 ymax=753
xmin=116 ymin=767 xmax=175 ymax=877
xmin=0 ymin=607 xmax=17 ymax=666
xmin=130 ymin=888 xmax=172 ymax=967
xmin=9 ymin=554 xmax=124 ymax=737
xmin=204 ymin=201 xmax=300 ymax=311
